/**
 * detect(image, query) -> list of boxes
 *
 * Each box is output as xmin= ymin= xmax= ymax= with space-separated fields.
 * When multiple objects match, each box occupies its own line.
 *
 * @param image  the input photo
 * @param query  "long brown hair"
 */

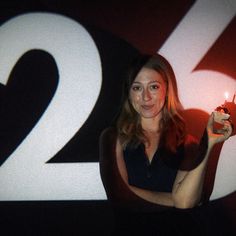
xmin=116 ymin=54 xmax=186 ymax=153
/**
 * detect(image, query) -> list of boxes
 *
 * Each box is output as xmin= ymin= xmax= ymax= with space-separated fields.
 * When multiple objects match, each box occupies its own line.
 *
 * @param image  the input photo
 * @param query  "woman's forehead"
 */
xmin=134 ymin=67 xmax=165 ymax=83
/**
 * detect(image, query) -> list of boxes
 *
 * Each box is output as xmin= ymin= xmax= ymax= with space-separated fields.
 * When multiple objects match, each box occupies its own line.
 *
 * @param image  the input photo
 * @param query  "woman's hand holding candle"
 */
xmin=207 ymin=107 xmax=233 ymax=148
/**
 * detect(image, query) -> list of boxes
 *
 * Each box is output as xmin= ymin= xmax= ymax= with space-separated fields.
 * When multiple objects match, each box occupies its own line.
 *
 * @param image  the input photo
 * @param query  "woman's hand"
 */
xmin=207 ymin=111 xmax=233 ymax=148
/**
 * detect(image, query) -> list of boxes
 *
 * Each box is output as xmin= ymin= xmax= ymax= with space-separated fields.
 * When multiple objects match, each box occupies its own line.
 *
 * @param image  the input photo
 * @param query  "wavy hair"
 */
xmin=116 ymin=54 xmax=186 ymax=153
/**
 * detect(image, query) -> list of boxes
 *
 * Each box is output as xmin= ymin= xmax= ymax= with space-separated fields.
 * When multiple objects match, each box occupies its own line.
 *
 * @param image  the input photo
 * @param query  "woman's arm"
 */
xmin=172 ymin=112 xmax=233 ymax=209
xmin=129 ymin=185 xmax=174 ymax=207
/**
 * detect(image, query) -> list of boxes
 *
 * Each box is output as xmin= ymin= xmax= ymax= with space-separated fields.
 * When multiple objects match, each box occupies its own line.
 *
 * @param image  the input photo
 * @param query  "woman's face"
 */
xmin=129 ymin=67 xmax=167 ymax=120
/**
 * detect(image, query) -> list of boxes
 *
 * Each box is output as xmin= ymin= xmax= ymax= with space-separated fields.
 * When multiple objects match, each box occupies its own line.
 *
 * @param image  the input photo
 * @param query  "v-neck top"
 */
xmin=123 ymin=144 xmax=184 ymax=192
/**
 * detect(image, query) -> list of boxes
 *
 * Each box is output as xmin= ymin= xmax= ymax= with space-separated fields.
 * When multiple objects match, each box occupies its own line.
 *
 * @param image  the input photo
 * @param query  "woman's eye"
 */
xmin=132 ymin=86 xmax=142 ymax=91
xmin=150 ymin=84 xmax=159 ymax=90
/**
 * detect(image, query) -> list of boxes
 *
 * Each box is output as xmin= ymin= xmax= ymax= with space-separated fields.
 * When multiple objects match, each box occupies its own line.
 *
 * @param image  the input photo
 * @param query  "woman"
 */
xmin=114 ymin=53 xmax=233 ymax=209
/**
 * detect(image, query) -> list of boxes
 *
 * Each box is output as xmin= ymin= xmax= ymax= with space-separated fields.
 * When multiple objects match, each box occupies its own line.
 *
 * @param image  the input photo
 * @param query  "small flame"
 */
xmin=224 ymin=91 xmax=229 ymax=100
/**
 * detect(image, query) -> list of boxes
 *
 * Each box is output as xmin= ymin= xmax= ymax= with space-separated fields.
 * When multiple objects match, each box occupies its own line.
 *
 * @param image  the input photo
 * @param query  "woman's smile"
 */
xmin=141 ymin=104 xmax=155 ymax=110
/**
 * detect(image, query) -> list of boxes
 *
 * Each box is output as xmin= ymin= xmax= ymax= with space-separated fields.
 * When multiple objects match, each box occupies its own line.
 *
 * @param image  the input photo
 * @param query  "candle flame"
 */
xmin=224 ymin=91 xmax=229 ymax=100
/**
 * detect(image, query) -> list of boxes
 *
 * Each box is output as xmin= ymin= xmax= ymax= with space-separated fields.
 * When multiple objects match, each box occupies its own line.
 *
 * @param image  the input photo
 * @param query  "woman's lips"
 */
xmin=141 ymin=104 xmax=154 ymax=110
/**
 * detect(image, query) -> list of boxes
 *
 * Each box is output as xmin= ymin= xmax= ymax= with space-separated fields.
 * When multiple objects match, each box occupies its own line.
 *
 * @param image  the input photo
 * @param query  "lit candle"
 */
xmin=224 ymin=91 xmax=229 ymax=104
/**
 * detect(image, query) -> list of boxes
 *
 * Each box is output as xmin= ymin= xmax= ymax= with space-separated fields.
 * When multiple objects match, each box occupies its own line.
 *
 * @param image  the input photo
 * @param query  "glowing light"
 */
xmin=224 ymin=91 xmax=229 ymax=104
xmin=224 ymin=91 xmax=229 ymax=100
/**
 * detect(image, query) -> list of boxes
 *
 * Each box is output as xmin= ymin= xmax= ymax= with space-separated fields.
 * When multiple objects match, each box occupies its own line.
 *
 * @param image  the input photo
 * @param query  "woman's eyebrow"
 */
xmin=132 ymin=80 xmax=162 ymax=85
xmin=149 ymin=80 xmax=162 ymax=84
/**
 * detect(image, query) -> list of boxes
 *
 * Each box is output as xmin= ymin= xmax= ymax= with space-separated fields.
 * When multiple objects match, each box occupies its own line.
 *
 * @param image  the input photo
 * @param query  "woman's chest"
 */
xmin=123 ymin=145 xmax=180 ymax=192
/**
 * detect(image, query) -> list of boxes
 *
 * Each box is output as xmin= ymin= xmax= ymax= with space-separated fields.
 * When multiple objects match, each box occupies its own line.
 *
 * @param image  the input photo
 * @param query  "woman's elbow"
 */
xmin=173 ymin=194 xmax=199 ymax=209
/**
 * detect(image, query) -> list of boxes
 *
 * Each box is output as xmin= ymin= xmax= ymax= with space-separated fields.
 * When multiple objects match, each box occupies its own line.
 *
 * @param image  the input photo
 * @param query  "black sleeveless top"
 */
xmin=123 ymin=144 xmax=184 ymax=192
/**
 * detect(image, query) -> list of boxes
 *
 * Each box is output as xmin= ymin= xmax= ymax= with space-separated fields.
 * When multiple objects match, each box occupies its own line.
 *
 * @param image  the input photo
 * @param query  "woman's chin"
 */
xmin=140 ymin=112 xmax=159 ymax=119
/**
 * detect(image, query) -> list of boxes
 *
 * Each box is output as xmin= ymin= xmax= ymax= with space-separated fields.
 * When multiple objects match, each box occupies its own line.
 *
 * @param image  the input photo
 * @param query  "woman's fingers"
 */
xmin=207 ymin=113 xmax=233 ymax=145
xmin=212 ymin=120 xmax=233 ymax=143
xmin=222 ymin=120 xmax=233 ymax=139
xmin=207 ymin=112 xmax=214 ymax=130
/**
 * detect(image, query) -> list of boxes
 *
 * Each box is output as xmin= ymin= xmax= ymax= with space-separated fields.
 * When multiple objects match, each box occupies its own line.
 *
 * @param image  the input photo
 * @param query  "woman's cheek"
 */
xmin=131 ymin=95 xmax=141 ymax=113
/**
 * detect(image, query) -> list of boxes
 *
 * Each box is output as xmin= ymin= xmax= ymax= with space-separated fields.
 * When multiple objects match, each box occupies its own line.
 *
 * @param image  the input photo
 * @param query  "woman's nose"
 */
xmin=142 ymin=88 xmax=151 ymax=101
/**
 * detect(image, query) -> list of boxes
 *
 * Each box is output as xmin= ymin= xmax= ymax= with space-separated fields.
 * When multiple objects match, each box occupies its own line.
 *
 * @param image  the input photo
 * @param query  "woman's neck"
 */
xmin=141 ymin=117 xmax=162 ymax=161
xmin=141 ymin=115 xmax=161 ymax=133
